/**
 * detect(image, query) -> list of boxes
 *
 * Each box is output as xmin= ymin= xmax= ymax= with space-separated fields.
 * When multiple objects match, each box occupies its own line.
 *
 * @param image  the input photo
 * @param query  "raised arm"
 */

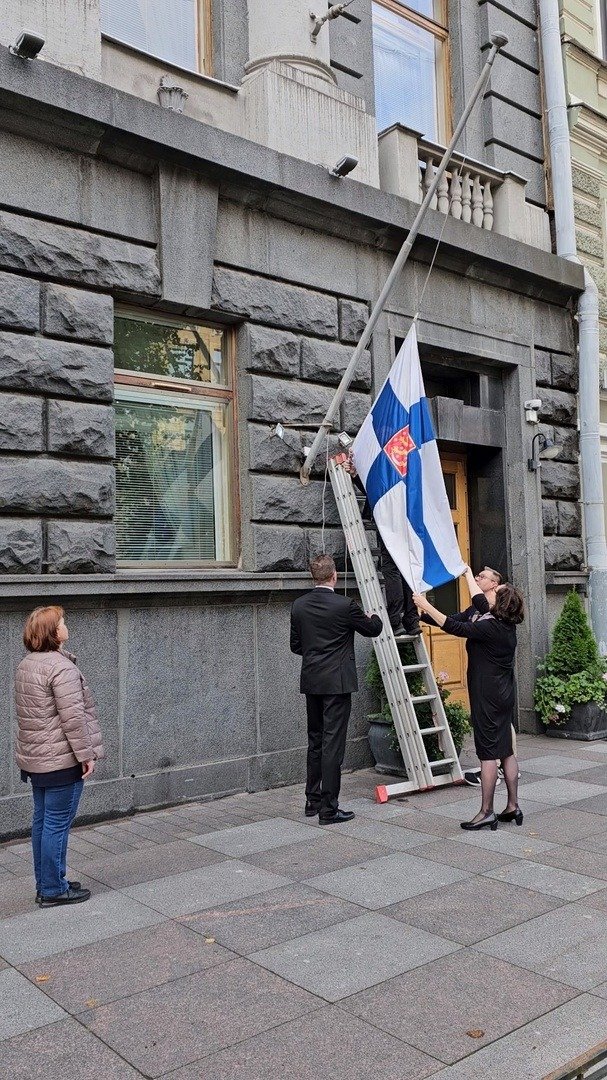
xmin=348 ymin=600 xmax=383 ymax=638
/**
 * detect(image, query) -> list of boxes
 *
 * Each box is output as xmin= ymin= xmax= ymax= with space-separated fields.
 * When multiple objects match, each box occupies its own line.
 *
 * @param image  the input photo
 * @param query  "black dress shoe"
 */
xmin=460 ymin=813 xmax=498 ymax=832
xmin=39 ymin=886 xmax=91 ymax=907
xmin=304 ymin=802 xmax=319 ymax=817
xmin=319 ymin=809 xmax=355 ymax=825
xmin=36 ymin=880 xmax=81 ymax=904
xmin=405 ymin=623 xmax=422 ymax=636
xmin=497 ymin=806 xmax=524 ymax=826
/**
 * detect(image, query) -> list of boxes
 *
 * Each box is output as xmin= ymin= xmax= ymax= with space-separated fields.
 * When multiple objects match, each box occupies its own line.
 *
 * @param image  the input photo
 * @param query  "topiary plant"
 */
xmin=534 ymin=590 xmax=607 ymax=726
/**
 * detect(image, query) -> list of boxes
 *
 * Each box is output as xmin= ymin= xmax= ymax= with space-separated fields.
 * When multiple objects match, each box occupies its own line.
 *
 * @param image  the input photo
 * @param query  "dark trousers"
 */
xmin=32 ymin=781 xmax=83 ymax=898
xmin=305 ymin=693 xmax=351 ymax=818
xmin=379 ymin=536 xmax=418 ymax=631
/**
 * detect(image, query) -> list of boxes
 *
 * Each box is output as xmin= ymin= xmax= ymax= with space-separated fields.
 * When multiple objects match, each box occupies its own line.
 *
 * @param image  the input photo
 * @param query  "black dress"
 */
xmin=442 ymin=594 xmax=517 ymax=761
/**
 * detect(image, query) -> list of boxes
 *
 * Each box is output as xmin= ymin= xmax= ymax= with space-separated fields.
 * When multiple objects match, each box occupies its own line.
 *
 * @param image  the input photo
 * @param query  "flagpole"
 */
xmin=300 ymin=31 xmax=508 ymax=484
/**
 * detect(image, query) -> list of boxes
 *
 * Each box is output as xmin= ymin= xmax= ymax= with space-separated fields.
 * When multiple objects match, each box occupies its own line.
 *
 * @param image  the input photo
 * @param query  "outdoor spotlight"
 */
xmin=9 ymin=31 xmax=45 ymax=59
xmin=528 ymin=432 xmax=560 ymax=471
xmin=330 ymin=155 xmax=359 ymax=178
xmin=337 ymin=431 xmax=353 ymax=448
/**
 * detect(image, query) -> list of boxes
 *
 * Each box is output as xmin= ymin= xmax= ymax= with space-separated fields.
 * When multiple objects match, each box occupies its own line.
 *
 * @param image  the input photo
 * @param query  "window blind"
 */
xmin=100 ymin=0 xmax=198 ymax=71
xmin=372 ymin=2 xmax=439 ymax=139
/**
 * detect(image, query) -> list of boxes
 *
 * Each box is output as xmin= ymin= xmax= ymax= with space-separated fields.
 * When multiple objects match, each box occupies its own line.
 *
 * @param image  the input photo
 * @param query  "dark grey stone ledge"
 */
xmin=545 ymin=570 xmax=589 ymax=589
xmin=0 ymin=570 xmax=354 ymax=600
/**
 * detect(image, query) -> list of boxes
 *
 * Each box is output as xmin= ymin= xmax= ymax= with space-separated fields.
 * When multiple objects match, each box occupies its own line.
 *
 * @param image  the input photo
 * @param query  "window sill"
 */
xmin=0 ymin=570 xmax=359 ymax=600
xmin=101 ymin=34 xmax=241 ymax=94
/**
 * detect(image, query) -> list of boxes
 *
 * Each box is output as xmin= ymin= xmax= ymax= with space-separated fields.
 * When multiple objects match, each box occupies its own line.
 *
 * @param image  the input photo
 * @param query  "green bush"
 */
xmin=534 ymin=591 xmax=607 ymax=726
xmin=365 ymin=645 xmax=470 ymax=760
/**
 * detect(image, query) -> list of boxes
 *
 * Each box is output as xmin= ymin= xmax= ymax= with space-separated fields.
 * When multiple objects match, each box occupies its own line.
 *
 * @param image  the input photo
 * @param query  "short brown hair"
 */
xmin=23 ymin=606 xmax=64 ymax=652
xmin=483 ymin=566 xmax=502 ymax=585
xmin=310 ymin=554 xmax=336 ymax=584
xmin=494 ymin=584 xmax=524 ymax=625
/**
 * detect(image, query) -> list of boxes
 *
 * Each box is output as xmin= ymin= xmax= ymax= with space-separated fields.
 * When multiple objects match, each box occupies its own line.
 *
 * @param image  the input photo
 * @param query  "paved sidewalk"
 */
xmin=3 ymin=734 xmax=607 ymax=1079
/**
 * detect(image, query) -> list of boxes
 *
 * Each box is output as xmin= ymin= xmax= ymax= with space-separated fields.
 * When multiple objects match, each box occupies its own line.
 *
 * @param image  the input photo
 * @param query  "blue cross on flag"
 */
xmin=352 ymin=323 xmax=465 ymax=593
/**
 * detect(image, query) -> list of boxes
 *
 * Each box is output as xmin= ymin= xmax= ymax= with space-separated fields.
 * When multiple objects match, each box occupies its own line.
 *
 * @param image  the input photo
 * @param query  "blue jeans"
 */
xmin=31 ymin=781 xmax=83 ymax=898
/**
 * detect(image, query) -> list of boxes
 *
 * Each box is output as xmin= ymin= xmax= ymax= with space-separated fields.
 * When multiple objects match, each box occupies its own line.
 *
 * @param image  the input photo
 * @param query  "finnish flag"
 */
xmin=352 ymin=323 xmax=465 ymax=593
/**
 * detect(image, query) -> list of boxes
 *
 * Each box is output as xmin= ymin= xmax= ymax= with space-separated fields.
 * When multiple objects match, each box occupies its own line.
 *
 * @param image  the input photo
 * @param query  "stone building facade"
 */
xmin=0 ymin=0 xmax=585 ymax=836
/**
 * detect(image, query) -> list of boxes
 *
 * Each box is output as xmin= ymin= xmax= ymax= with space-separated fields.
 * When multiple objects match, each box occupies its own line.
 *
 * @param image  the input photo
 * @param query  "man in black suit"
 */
xmin=290 ymin=554 xmax=383 ymax=824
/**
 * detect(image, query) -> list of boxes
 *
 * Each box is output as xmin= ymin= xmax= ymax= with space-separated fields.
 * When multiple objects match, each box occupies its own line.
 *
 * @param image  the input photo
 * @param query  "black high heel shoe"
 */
xmin=460 ymin=812 xmax=498 ymax=832
xmin=497 ymin=806 xmax=523 ymax=826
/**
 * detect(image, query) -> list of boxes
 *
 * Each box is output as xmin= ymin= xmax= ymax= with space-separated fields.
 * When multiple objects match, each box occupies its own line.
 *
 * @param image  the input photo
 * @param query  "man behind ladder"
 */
xmin=290 ymin=554 xmax=382 ymax=824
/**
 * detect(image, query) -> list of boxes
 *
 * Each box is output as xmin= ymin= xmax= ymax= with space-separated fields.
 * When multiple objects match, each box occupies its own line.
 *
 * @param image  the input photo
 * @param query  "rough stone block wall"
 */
xmin=212 ymin=268 xmax=372 ymax=572
xmin=0 ymin=269 xmax=116 ymax=573
xmin=535 ymin=346 xmax=583 ymax=571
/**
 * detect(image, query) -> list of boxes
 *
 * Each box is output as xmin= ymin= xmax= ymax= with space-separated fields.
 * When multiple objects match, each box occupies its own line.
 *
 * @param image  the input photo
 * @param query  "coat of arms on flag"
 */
xmin=352 ymin=323 xmax=465 ymax=593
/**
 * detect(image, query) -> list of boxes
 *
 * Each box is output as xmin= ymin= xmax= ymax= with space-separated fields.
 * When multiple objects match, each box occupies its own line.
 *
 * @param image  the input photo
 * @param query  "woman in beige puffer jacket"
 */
xmin=15 ymin=605 xmax=104 ymax=907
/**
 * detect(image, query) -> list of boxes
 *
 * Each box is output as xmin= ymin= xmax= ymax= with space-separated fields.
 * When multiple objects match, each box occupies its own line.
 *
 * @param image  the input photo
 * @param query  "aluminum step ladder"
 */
xmin=329 ymin=453 xmax=465 ymax=803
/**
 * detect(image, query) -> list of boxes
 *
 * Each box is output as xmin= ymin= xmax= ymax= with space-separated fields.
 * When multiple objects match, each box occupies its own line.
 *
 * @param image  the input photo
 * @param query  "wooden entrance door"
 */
xmin=422 ymin=453 xmax=470 ymax=707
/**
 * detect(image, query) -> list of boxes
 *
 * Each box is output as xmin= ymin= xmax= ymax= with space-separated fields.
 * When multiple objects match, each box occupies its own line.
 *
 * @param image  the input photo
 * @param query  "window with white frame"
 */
xmin=100 ymin=0 xmax=211 ymax=73
xmin=114 ymin=313 xmax=235 ymax=567
xmin=372 ymin=0 xmax=449 ymax=141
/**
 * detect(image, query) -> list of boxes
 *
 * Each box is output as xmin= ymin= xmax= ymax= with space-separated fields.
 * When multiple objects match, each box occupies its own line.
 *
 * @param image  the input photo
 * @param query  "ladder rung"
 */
xmin=402 ymin=663 xmax=426 ymax=673
xmin=394 ymin=632 xmax=421 ymax=641
xmin=429 ymin=758 xmax=455 ymax=768
xmin=411 ymin=694 xmax=435 ymax=705
xmin=419 ymin=725 xmax=446 ymax=735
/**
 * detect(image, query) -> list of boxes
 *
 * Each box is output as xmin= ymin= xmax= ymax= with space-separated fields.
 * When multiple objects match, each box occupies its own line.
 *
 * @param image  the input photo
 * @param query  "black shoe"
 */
xmin=460 ymin=813 xmax=498 ymax=831
xmin=497 ymin=806 xmax=524 ymax=826
xmin=36 ymin=880 xmax=81 ymax=905
xmin=405 ymin=623 xmax=422 ymax=636
xmin=304 ymin=802 xmax=320 ymax=817
xmin=39 ymin=886 xmax=91 ymax=907
xmin=391 ymin=623 xmax=406 ymax=636
xmin=319 ymin=809 xmax=355 ymax=825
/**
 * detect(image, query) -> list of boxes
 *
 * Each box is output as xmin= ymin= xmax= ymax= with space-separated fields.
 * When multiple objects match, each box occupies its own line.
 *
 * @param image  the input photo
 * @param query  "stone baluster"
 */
xmin=482 ymin=181 xmax=493 ymax=230
xmin=450 ymin=169 xmax=462 ymax=220
xmin=471 ymin=175 xmax=483 ymax=227
xmin=437 ymin=170 xmax=450 ymax=214
xmin=422 ymin=154 xmax=438 ymax=209
xmin=461 ymin=171 xmax=472 ymax=223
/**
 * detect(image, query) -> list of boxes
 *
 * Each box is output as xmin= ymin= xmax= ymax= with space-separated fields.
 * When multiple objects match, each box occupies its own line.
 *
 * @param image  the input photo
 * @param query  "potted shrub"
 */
xmin=534 ymin=590 xmax=607 ymax=740
xmin=365 ymin=643 xmax=471 ymax=775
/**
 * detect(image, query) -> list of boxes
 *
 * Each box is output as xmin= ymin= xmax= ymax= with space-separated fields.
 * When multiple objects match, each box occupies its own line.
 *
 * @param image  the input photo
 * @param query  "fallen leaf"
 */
xmin=466 ymin=1029 xmax=485 ymax=1039
xmin=204 ymin=937 xmax=216 ymax=944
xmin=34 ymin=974 xmax=51 ymax=983
xmin=85 ymin=999 xmax=100 ymax=1008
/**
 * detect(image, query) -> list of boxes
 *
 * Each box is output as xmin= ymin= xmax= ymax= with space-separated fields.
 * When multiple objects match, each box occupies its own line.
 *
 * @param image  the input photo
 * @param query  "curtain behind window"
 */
xmin=100 ymin=0 xmax=198 ymax=71
xmin=373 ymin=2 xmax=438 ymax=139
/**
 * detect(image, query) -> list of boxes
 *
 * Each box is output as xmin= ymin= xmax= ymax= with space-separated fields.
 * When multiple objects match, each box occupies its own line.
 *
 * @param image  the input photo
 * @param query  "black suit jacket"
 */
xmin=290 ymin=587 xmax=383 ymax=695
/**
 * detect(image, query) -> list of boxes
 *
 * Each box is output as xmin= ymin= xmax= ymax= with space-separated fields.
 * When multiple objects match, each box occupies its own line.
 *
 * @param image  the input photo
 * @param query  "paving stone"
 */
xmin=324 ymin=797 xmax=417 ymax=820
xmin=0 ymin=968 xmax=67 ymax=1039
xmin=521 ymin=754 xmax=606 ymax=777
xmin=79 ymin=840 xmax=225 ymax=889
xmin=429 ymin=796 xmax=551 ymax=821
xmin=519 ymin=808 xmax=607 ymax=844
xmin=188 ymin=818 xmax=320 ymax=857
xmin=250 ymin=912 xmax=458 ymax=1001
xmin=517 ymin=778 xmax=607 ymax=805
xmin=343 ymin=949 xmax=575 ymax=1064
xmin=389 ymin=810 xmax=464 ymax=837
xmin=180 ymin=884 xmax=362 ymax=955
xmin=484 ymin=860 xmax=607 ymax=901
xmin=531 ymin=844 xmax=607 ymax=881
xmin=385 ymin=877 xmax=563 ymax=946
xmin=0 ymin=891 xmax=164 ymax=964
xmin=306 ymin=852 xmax=469 ymax=909
xmin=122 ymin=860 xmax=290 ymax=917
xmin=80 ymin=959 xmax=320 ymax=1077
xmin=477 ymin=901 xmax=607 ymax=988
xmin=574 ymin=830 xmax=607 ymax=854
xmin=244 ymin=835 xmax=391 ymax=881
xmin=570 ymin=791 xmax=607 ymax=815
xmin=165 ymin=1005 xmax=438 ymax=1080
xmin=565 ymin=766 xmax=607 ymax=785
xmin=424 ymin=995 xmax=607 ymax=1080
xmin=0 ymin=1018 xmax=142 ymax=1078
xmin=322 ymin=818 xmax=442 ymax=852
xmin=454 ymin=828 xmax=557 ymax=859
xmin=410 ymin=839 xmax=516 ymax=873
xmin=19 ymin=920 xmax=233 ymax=1013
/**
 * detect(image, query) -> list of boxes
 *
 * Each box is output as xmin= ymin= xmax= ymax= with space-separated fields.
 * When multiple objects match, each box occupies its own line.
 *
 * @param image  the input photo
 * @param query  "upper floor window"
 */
xmin=100 ymin=0 xmax=211 ymax=73
xmin=372 ymin=0 xmax=449 ymax=142
xmin=114 ymin=312 xmax=236 ymax=568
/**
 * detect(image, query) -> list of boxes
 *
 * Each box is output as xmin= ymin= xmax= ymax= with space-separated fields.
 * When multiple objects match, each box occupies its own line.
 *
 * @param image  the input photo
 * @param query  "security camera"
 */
xmin=524 ymin=399 xmax=542 ymax=410
xmin=329 ymin=155 xmax=359 ymax=178
xmin=524 ymin=398 xmax=542 ymax=423
xmin=9 ymin=31 xmax=45 ymax=59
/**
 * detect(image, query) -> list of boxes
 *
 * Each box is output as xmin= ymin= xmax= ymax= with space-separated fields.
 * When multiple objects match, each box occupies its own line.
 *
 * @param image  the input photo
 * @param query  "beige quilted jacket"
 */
xmin=15 ymin=650 xmax=105 ymax=774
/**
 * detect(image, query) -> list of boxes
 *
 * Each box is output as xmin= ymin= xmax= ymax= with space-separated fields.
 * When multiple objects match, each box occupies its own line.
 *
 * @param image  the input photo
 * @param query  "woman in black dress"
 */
xmin=413 ymin=567 xmax=524 ymax=831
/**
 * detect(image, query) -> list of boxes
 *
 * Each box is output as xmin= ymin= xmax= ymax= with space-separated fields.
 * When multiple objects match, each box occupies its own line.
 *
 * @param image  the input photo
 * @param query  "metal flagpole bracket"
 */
xmin=299 ymin=30 xmax=508 ymax=483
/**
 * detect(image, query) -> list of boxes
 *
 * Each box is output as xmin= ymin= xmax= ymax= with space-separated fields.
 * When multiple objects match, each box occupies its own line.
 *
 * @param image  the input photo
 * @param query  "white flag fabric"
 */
xmin=352 ymin=323 xmax=465 ymax=593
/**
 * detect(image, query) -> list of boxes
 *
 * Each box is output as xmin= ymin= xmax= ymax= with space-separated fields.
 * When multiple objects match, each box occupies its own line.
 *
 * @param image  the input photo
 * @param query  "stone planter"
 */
xmin=367 ymin=715 xmax=408 ymax=777
xmin=545 ymin=701 xmax=607 ymax=741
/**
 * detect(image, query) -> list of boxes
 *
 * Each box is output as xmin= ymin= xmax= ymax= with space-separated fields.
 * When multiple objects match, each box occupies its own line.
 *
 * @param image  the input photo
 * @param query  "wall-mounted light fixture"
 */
xmin=528 ymin=432 xmax=560 ymax=471
xmin=524 ymin=398 xmax=542 ymax=423
xmin=9 ymin=31 xmax=45 ymax=58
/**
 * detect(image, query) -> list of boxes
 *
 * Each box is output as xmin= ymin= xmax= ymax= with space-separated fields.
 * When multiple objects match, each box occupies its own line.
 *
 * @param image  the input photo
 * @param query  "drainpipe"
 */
xmin=539 ymin=0 xmax=607 ymax=652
